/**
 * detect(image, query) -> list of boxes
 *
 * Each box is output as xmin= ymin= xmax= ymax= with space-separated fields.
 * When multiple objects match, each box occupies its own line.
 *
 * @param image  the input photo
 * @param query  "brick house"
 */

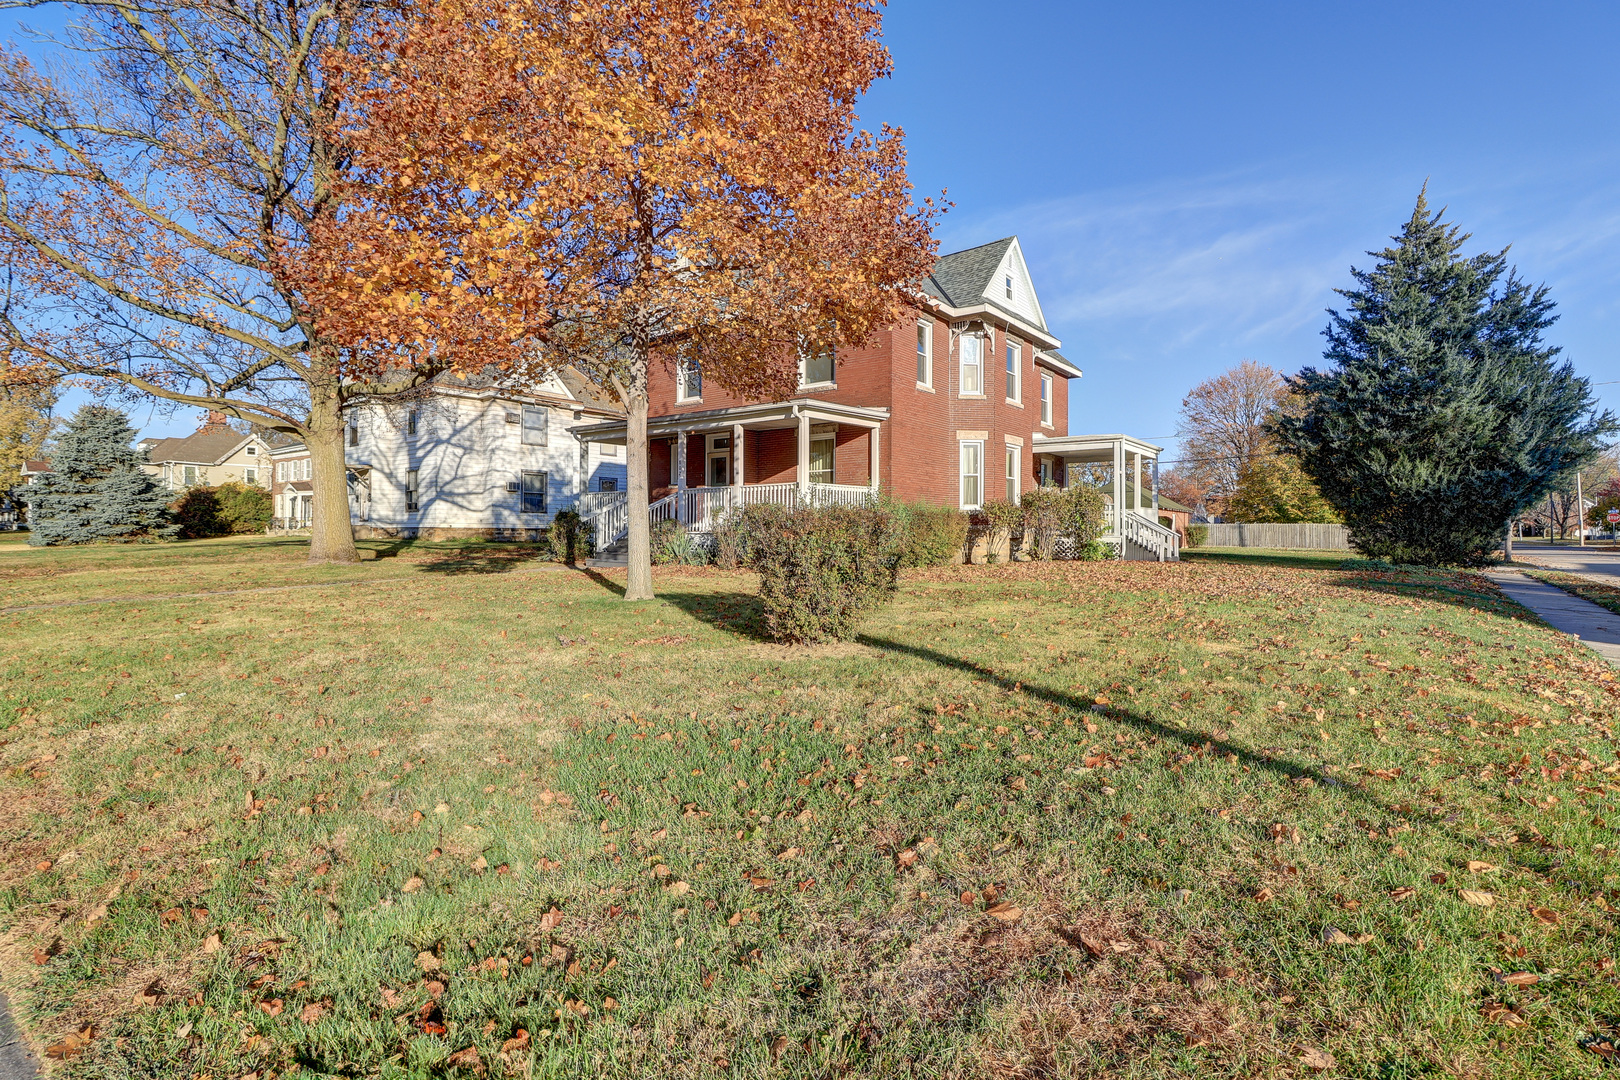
xmin=575 ymin=236 xmax=1178 ymax=560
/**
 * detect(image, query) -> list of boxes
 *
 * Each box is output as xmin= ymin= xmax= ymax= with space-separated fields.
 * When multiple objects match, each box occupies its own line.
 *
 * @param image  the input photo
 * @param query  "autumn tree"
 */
xmin=321 ymin=0 xmax=939 ymax=600
xmin=1175 ymin=360 xmax=1286 ymax=514
xmin=0 ymin=368 xmax=54 ymax=517
xmin=0 ymin=0 xmax=518 ymax=564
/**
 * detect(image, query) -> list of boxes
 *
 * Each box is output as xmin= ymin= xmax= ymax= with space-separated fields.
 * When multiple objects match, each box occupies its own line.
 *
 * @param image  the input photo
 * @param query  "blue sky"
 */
xmin=32 ymin=1 xmax=1620 ymax=456
xmin=860 ymin=0 xmax=1620 ymax=459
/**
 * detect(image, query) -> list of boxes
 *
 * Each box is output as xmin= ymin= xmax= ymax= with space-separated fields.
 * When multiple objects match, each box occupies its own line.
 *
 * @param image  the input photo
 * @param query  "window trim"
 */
xmin=1005 ymin=339 xmax=1021 ymax=404
xmin=959 ymin=440 xmax=984 ymax=510
xmin=676 ymin=360 xmax=702 ymax=403
xmin=915 ymin=320 xmax=933 ymax=389
xmin=1040 ymin=371 xmax=1054 ymax=426
xmin=1004 ymin=444 xmax=1019 ymax=503
xmin=407 ymin=409 xmax=419 ymax=437
xmin=959 ymin=333 xmax=984 ymax=398
xmin=799 ymin=348 xmax=836 ymax=389
xmin=347 ymin=418 xmax=358 ymax=447
xmin=1004 ymin=271 xmax=1014 ymax=301
xmin=520 ymin=469 xmax=547 ymax=514
xmin=405 ymin=467 xmax=421 ymax=513
xmin=520 ymin=404 xmax=549 ymax=446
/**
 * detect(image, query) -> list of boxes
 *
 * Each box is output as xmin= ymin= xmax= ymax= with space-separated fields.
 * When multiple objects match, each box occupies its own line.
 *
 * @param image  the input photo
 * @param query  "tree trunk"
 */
xmin=306 ymin=376 xmax=360 ymax=565
xmin=623 ymin=356 xmax=654 ymax=601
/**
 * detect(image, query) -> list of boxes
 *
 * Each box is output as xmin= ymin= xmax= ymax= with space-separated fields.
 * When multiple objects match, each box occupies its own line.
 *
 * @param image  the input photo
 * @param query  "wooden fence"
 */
xmin=1200 ymin=523 xmax=1351 ymax=550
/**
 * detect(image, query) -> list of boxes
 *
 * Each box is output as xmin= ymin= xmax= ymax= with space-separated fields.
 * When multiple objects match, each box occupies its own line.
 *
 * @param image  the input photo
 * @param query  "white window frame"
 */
xmin=244 ymin=467 xmax=258 ymax=486
xmin=959 ymin=440 xmax=984 ymax=510
xmin=1005 ymin=339 xmax=1020 ymax=404
xmin=915 ymin=321 xmax=932 ymax=389
xmin=521 ymin=404 xmax=549 ymax=446
xmin=677 ymin=360 xmax=702 ymax=403
xmin=183 ymin=465 xmax=198 ymax=486
xmin=520 ymin=469 xmax=547 ymax=514
xmin=809 ymin=435 xmax=836 ymax=485
xmin=1040 ymin=372 xmax=1054 ymax=426
xmin=301 ymin=458 xmax=312 ymax=481
xmin=705 ymin=433 xmax=731 ymax=487
xmin=1004 ymin=271 xmax=1014 ymax=301
xmin=407 ymin=409 xmax=419 ymax=437
xmin=347 ymin=418 xmax=359 ymax=447
xmin=405 ymin=468 xmax=421 ymax=512
xmin=1005 ymin=445 xmax=1019 ymax=503
xmin=960 ymin=333 xmax=983 ymax=397
xmin=799 ymin=348 xmax=835 ymax=389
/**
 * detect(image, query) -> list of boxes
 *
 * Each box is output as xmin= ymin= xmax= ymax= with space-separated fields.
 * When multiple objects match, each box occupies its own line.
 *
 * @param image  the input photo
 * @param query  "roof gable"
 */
xmin=920 ymin=236 xmax=1047 ymax=333
xmin=142 ymin=429 xmax=255 ymax=465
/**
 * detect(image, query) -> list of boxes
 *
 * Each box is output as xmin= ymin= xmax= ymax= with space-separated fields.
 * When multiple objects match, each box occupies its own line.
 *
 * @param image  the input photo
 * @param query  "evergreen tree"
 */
xmin=1276 ymin=190 xmax=1615 ymax=565
xmin=26 ymin=405 xmax=176 ymax=545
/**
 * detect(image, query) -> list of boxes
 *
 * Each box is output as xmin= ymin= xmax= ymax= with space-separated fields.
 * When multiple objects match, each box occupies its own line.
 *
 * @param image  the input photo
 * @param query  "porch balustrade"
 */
xmin=578 ymin=481 xmax=875 ymax=548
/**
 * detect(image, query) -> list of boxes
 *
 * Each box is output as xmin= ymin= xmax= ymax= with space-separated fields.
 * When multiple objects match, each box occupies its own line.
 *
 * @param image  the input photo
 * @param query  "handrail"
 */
xmin=1117 ymin=510 xmax=1181 ymax=561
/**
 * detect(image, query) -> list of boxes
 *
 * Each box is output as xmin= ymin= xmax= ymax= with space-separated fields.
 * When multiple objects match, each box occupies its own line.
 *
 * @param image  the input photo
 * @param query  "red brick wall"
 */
xmin=639 ymin=303 xmax=1079 ymax=508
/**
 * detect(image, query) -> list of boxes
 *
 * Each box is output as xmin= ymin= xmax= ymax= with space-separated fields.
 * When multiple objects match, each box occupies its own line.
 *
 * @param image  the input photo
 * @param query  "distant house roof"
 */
xmin=142 ymin=429 xmax=255 ymax=466
xmin=1156 ymin=494 xmax=1194 ymax=515
xmin=21 ymin=459 xmax=50 ymax=474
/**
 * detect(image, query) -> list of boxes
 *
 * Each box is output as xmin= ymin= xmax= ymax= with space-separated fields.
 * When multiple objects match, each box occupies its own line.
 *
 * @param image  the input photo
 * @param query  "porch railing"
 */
xmin=577 ymin=482 xmax=876 ymax=547
xmin=1106 ymin=510 xmax=1181 ymax=561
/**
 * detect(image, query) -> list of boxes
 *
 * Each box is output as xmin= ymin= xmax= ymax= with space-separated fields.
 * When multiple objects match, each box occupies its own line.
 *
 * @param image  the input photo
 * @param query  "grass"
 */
xmin=3 ymin=538 xmax=1620 ymax=1078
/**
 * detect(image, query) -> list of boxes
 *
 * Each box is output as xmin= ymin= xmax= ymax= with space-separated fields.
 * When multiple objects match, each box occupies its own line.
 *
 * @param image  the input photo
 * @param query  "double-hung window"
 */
xmin=677 ymin=360 xmax=702 ymax=402
xmin=347 ymin=418 xmax=358 ymax=447
xmin=916 ymin=322 xmax=932 ymax=387
xmin=407 ymin=409 xmax=419 ymax=437
xmin=1005 ymin=446 xmax=1018 ymax=502
xmin=521 ymin=405 xmax=548 ymax=446
xmin=809 ymin=436 xmax=835 ymax=485
xmin=301 ymin=459 xmax=312 ymax=481
xmin=405 ymin=468 xmax=421 ymax=512
xmin=1005 ymin=340 xmax=1020 ymax=403
xmin=521 ymin=470 xmax=547 ymax=514
xmin=183 ymin=465 xmax=198 ymax=486
xmin=960 ymin=441 xmax=983 ymax=510
xmin=1040 ymin=372 xmax=1053 ymax=425
xmin=801 ymin=349 xmax=834 ymax=387
xmin=960 ymin=333 xmax=983 ymax=396
xmin=245 ymin=467 xmax=258 ymax=485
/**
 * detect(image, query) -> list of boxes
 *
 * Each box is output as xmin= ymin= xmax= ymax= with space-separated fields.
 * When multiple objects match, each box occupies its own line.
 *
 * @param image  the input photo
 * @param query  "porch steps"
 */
xmin=587 ymin=536 xmax=629 ymax=569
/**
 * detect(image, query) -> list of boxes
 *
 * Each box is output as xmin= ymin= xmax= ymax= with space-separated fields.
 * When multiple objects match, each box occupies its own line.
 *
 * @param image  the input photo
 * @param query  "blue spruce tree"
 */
xmin=27 ymin=405 xmax=176 ymax=545
xmin=1276 ymin=190 xmax=1616 ymax=565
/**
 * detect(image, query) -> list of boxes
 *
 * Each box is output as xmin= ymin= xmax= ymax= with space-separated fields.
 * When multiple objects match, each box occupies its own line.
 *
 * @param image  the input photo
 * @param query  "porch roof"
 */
xmin=1030 ymin=432 xmax=1164 ymax=463
xmin=571 ymin=398 xmax=891 ymax=445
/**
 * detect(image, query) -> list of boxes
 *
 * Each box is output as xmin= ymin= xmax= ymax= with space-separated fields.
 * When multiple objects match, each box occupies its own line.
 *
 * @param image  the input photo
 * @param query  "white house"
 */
xmin=272 ymin=370 xmax=627 ymax=539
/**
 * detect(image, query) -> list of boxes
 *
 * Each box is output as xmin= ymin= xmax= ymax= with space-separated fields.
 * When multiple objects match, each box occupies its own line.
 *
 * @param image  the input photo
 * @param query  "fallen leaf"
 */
xmin=1389 ymin=886 xmax=1417 ymax=902
xmin=539 ymin=907 xmax=564 ymax=931
xmin=1531 ymin=907 xmax=1560 ymax=926
xmin=416 ymin=950 xmax=442 ymax=972
xmin=1321 ymin=927 xmax=1374 ymax=945
xmin=257 ymin=998 xmax=283 ymax=1017
xmin=44 ymin=1025 xmax=94 ymax=1060
xmin=985 ymin=902 xmax=1022 ymax=923
xmin=445 ymin=1046 xmax=481 ymax=1068
xmin=1500 ymin=971 xmax=1540 ymax=986
xmin=1467 ymin=860 xmax=1497 ymax=873
xmin=1459 ymin=890 xmax=1496 ymax=908
xmin=138 ymin=979 xmax=163 ymax=1006
xmin=666 ymin=880 xmax=690 ymax=896
xmin=1481 ymin=1001 xmax=1528 ymax=1027
xmin=35 ymin=860 xmax=52 ymax=873
xmin=1299 ymin=1046 xmax=1336 ymax=1070
xmin=202 ymin=932 xmax=222 ymax=953
xmin=1253 ymin=887 xmax=1275 ymax=902
xmin=300 ymin=1001 xmax=328 ymax=1024
xmin=401 ymin=876 xmax=424 ymax=893
xmin=501 ymin=1029 xmax=530 ymax=1053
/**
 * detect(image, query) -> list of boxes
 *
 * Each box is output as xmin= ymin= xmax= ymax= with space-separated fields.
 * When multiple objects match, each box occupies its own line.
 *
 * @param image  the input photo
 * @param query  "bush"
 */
xmin=882 ymin=499 xmax=968 ymax=568
xmin=711 ymin=508 xmax=753 ymax=570
xmin=974 ymin=499 xmax=1024 ymax=563
xmin=1184 ymin=524 xmax=1208 ymax=548
xmin=545 ymin=509 xmax=592 ymax=564
xmin=1076 ymin=539 xmax=1113 ymax=561
xmin=650 ymin=518 xmax=708 ymax=565
xmin=739 ymin=503 xmax=904 ymax=643
xmin=171 ymin=482 xmax=271 ymax=538
xmin=1020 ymin=486 xmax=1106 ymax=560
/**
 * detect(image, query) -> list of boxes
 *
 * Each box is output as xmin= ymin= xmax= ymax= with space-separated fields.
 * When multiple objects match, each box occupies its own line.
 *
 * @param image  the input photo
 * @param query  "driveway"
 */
xmin=1509 ymin=542 xmax=1620 ymax=582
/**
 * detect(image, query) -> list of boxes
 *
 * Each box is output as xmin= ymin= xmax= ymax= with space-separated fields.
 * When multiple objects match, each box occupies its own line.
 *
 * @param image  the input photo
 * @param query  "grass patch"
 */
xmin=2 ymin=537 xmax=1620 ymax=1077
xmin=1182 ymin=546 xmax=1353 ymax=570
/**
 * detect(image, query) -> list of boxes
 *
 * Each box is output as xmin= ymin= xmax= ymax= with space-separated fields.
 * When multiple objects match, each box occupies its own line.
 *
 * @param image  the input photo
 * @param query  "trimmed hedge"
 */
xmin=171 ymin=482 xmax=272 ymax=539
xmin=1184 ymin=524 xmax=1208 ymax=548
xmin=733 ymin=503 xmax=904 ymax=643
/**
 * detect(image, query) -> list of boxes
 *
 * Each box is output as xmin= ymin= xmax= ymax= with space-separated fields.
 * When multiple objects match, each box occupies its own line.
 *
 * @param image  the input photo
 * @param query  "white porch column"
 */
xmin=868 ymin=422 xmax=881 ymax=493
xmin=675 ymin=430 xmax=688 ymax=524
xmin=1151 ymin=457 xmax=1160 ymax=517
xmin=1132 ymin=450 xmax=1142 ymax=513
xmin=796 ymin=411 xmax=811 ymax=502
xmin=1113 ymin=439 xmax=1124 ymax=535
xmin=731 ymin=422 xmax=744 ymax=508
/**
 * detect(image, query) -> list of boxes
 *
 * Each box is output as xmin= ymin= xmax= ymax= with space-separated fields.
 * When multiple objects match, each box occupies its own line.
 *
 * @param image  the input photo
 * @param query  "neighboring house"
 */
xmin=574 ymin=236 xmax=1178 ymax=560
xmin=269 ymin=370 xmax=627 ymax=540
xmin=1154 ymin=494 xmax=1194 ymax=542
xmin=13 ymin=459 xmax=51 ymax=527
xmin=139 ymin=412 xmax=272 ymax=491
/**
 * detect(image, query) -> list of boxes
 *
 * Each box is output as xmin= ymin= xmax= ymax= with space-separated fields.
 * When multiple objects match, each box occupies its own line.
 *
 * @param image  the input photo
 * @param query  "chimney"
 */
xmin=199 ymin=410 xmax=229 ymax=434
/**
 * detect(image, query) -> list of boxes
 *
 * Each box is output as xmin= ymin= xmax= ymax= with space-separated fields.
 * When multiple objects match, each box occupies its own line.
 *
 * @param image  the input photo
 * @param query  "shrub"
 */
xmin=742 ymin=503 xmax=904 ymax=643
xmin=650 ymin=518 xmax=707 ymax=565
xmin=975 ymin=499 xmax=1025 ymax=563
xmin=171 ymin=481 xmax=271 ymax=538
xmin=1076 ymin=539 xmax=1113 ymax=561
xmin=1184 ymin=524 xmax=1208 ymax=548
xmin=711 ymin=508 xmax=753 ymax=570
xmin=546 ymin=509 xmax=592 ymax=564
xmin=881 ymin=499 xmax=968 ymax=568
xmin=1020 ymin=486 xmax=1107 ymax=560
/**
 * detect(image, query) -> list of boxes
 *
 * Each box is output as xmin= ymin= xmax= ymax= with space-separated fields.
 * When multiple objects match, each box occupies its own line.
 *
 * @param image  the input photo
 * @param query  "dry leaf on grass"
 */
xmin=1530 ymin=907 xmax=1560 ymax=926
xmin=1500 ymin=971 xmax=1540 ymax=986
xmin=416 ymin=950 xmax=442 ymax=972
xmin=1253 ymin=887 xmax=1275 ymax=902
xmin=1322 ymin=927 xmax=1374 ymax=945
xmin=202 ymin=932 xmax=222 ymax=953
xmin=665 ymin=881 xmax=690 ymax=896
xmin=300 ymin=1001 xmax=328 ymax=1024
xmin=1459 ymin=889 xmax=1496 ymax=907
xmin=986 ymin=902 xmax=1022 ymax=923
xmin=1389 ymin=886 xmax=1417 ymax=902
xmin=401 ymin=876 xmax=424 ymax=894
xmin=1299 ymin=1045 xmax=1336 ymax=1070
xmin=45 ymin=1025 xmax=94 ymax=1060
xmin=539 ymin=907 xmax=564 ymax=931
xmin=1467 ymin=860 xmax=1497 ymax=872
xmin=1481 ymin=1001 xmax=1528 ymax=1027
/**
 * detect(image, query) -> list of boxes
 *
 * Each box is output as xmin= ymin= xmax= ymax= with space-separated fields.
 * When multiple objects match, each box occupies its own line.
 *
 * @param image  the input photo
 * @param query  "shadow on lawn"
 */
xmin=412 ymin=544 xmax=555 ymax=576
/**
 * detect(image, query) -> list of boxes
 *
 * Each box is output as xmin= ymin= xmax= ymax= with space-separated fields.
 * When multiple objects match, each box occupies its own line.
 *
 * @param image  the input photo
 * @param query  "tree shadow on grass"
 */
xmin=412 ymin=544 xmax=556 ymax=576
xmin=853 ymin=631 xmax=1582 ymax=889
xmin=634 ymin=589 xmax=772 ymax=640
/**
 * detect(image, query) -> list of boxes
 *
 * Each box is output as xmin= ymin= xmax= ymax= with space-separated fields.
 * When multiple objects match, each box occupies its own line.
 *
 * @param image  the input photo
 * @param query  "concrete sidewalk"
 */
xmin=1509 ymin=543 xmax=1620 ymax=583
xmin=0 ymin=992 xmax=39 ymax=1080
xmin=1484 ymin=569 xmax=1620 ymax=667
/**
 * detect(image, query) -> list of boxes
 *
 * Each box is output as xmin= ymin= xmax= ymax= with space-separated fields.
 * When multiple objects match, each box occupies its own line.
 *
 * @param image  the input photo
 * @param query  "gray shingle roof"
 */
xmin=921 ymin=237 xmax=1016 ymax=308
xmin=141 ymin=430 xmax=251 ymax=465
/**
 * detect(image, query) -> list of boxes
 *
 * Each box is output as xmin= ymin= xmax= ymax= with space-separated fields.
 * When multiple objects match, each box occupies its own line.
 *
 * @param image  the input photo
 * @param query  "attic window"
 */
xmin=1004 ymin=273 xmax=1013 ymax=300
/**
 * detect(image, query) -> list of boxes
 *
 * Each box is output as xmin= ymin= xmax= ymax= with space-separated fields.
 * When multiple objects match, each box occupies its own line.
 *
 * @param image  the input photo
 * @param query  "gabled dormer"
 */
xmin=920 ymin=236 xmax=1048 ymax=335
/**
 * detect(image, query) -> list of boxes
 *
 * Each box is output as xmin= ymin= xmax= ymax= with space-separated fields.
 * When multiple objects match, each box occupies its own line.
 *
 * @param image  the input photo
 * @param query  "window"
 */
xmin=809 ymin=437 xmax=835 ymax=485
xmin=301 ymin=459 xmax=312 ymax=481
xmin=960 ymin=333 xmax=983 ymax=396
xmin=598 ymin=478 xmax=618 ymax=492
xmin=246 ymin=445 xmax=257 ymax=456
xmin=183 ymin=465 xmax=198 ymax=486
xmin=1004 ymin=272 xmax=1014 ymax=300
xmin=706 ymin=435 xmax=731 ymax=487
xmin=1005 ymin=340 xmax=1020 ymax=402
xmin=347 ymin=419 xmax=358 ymax=446
xmin=1040 ymin=372 xmax=1053 ymax=425
xmin=245 ymin=467 xmax=258 ymax=485
xmin=960 ymin=441 xmax=983 ymax=509
xmin=407 ymin=410 xmax=419 ymax=437
xmin=916 ymin=322 xmax=932 ymax=387
xmin=601 ymin=443 xmax=619 ymax=458
xmin=274 ymin=462 xmax=283 ymax=482
xmin=405 ymin=468 xmax=420 ymax=512
xmin=801 ymin=349 xmax=834 ymax=387
xmin=1039 ymin=458 xmax=1054 ymax=487
xmin=520 ymin=470 xmax=547 ymax=513
xmin=678 ymin=360 xmax=702 ymax=402
xmin=521 ymin=405 xmax=548 ymax=446
xmin=1005 ymin=446 xmax=1018 ymax=502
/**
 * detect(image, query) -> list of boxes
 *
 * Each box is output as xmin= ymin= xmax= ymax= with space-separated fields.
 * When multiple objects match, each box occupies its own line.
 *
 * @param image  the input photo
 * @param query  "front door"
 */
xmin=707 ymin=453 xmax=729 ymax=487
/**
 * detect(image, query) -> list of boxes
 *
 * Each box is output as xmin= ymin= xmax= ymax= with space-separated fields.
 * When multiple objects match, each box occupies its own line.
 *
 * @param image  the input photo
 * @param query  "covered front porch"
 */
xmin=573 ymin=400 xmax=888 ymax=548
xmin=1031 ymin=433 xmax=1180 ymax=561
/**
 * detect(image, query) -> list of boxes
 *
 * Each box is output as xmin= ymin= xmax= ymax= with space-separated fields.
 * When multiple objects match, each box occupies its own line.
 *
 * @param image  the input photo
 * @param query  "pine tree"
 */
xmin=1276 ymin=189 xmax=1615 ymax=565
xmin=26 ymin=405 xmax=176 ymax=545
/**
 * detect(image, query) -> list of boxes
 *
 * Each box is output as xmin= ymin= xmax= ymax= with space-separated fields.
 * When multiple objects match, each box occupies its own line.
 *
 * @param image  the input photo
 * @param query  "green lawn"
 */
xmin=3 ymin=538 xmax=1619 ymax=1078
